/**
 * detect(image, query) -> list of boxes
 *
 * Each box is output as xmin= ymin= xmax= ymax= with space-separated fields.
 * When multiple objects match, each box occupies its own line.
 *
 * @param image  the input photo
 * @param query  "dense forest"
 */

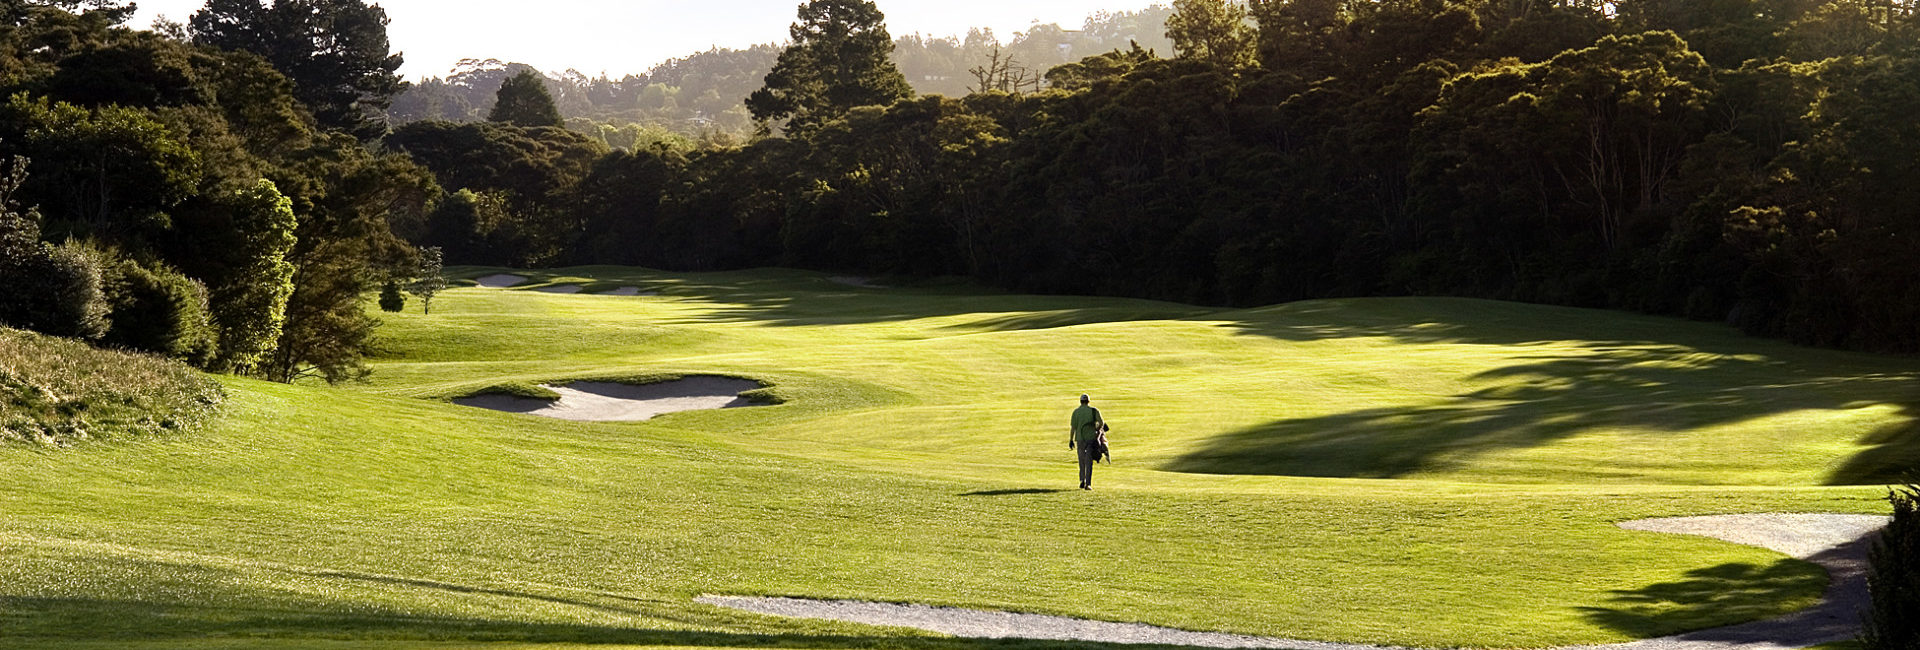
xmin=407 ymin=0 xmax=1920 ymax=352
xmin=6 ymin=0 xmax=1920 ymax=391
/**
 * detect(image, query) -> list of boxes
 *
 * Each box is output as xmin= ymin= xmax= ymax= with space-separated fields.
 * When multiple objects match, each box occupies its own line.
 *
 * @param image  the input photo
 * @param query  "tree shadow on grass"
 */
xmin=1576 ymin=560 xmax=1826 ymax=638
xmin=1576 ymin=534 xmax=1875 ymax=646
xmin=1830 ymin=415 xmax=1920 ymax=485
xmin=1165 ymin=339 xmax=1920 ymax=482
xmin=630 ymin=273 xmax=1214 ymax=330
xmin=0 ymin=595 xmax=1211 ymax=649
xmin=958 ymin=488 xmax=1072 ymax=496
xmin=1216 ymin=297 xmax=1684 ymax=347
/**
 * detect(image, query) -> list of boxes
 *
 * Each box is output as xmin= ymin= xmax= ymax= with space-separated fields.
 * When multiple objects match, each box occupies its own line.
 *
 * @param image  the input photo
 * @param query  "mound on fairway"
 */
xmin=1 ymin=326 xmax=222 ymax=445
xmin=454 ymin=376 xmax=766 ymax=421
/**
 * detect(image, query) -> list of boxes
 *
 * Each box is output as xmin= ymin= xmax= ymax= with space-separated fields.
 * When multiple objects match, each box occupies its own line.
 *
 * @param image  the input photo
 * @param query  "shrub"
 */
xmin=0 ymin=240 xmax=110 ymax=340
xmin=378 ymin=281 xmax=406 ymax=312
xmin=97 ymin=252 xmax=218 ymax=364
xmin=1864 ymin=485 xmax=1920 ymax=649
xmin=205 ymin=179 xmax=297 ymax=374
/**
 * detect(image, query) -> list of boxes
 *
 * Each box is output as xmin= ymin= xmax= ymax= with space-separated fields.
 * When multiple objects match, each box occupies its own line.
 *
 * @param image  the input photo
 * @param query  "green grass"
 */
xmin=456 ymin=380 xmax=562 ymax=401
xmin=0 ymin=326 xmax=223 ymax=446
xmin=2 ymin=266 xmax=1912 ymax=649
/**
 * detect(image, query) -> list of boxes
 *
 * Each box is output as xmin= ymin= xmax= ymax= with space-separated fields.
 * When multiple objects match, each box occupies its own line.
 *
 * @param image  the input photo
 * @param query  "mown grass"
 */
xmin=1 ymin=266 xmax=1911 ymax=649
xmin=0 ymin=327 xmax=223 ymax=446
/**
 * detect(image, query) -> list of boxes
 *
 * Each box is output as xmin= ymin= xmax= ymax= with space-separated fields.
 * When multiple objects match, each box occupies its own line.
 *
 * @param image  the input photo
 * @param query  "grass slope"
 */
xmin=1 ymin=266 xmax=1911 ymax=649
xmin=1 ymin=327 xmax=223 ymax=446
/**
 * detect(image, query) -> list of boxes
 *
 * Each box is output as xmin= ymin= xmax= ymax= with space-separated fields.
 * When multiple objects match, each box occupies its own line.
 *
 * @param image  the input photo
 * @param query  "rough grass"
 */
xmin=0 ymin=327 xmax=223 ymax=446
xmin=0 ymin=267 xmax=1909 ymax=649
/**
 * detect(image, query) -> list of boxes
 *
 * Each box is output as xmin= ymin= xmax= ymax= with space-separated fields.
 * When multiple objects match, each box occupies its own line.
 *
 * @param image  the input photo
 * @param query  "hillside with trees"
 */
xmin=381 ymin=6 xmax=1179 ymax=140
xmin=0 ymin=0 xmax=433 ymax=383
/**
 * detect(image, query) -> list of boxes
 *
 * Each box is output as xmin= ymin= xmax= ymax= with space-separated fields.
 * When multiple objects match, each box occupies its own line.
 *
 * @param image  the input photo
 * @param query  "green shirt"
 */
xmin=1070 ymin=404 xmax=1104 ymax=444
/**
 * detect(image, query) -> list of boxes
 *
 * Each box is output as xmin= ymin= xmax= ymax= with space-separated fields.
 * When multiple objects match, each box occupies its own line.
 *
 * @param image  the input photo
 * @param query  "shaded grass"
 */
xmin=0 ymin=327 xmax=223 ymax=446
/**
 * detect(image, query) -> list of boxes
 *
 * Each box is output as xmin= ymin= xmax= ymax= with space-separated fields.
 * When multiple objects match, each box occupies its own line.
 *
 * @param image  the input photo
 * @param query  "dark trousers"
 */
xmin=1077 ymin=445 xmax=1095 ymax=487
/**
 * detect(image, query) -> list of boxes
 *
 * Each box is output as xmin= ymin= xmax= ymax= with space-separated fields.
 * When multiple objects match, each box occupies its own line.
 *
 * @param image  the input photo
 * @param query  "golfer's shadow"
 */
xmin=958 ymin=488 xmax=1071 ymax=496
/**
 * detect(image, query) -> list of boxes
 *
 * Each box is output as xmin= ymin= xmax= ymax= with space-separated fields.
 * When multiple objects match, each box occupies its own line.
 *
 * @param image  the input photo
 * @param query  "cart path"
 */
xmin=698 ymin=513 xmax=1888 ymax=650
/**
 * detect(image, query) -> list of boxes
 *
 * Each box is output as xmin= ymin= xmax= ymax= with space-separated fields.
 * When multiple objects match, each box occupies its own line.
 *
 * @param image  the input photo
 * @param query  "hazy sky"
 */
xmin=131 ymin=1 xmax=1159 ymax=80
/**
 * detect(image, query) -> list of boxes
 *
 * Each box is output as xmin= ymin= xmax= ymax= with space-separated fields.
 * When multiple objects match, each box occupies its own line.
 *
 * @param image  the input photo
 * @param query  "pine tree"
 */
xmin=189 ymin=0 xmax=404 ymax=139
xmin=746 ymin=0 xmax=913 ymax=136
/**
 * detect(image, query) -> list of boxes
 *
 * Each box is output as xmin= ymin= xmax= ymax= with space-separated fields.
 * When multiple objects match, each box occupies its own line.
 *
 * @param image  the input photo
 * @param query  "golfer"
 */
xmin=1068 ymin=394 xmax=1105 ymax=490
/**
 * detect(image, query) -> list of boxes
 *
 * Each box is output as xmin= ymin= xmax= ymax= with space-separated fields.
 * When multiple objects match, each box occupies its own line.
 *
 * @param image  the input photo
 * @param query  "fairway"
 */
xmin=2 ymin=266 xmax=1910 ymax=649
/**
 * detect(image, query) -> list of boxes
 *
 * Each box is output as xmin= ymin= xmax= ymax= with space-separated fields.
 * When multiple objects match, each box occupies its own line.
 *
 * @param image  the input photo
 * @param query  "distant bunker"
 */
xmin=474 ymin=274 xmax=528 ymax=288
xmin=455 ymin=377 xmax=766 ymax=422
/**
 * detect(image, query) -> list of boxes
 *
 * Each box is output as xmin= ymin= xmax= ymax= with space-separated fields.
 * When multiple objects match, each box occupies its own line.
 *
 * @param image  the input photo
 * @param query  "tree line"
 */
xmin=401 ymin=0 xmax=1920 ymax=352
xmin=10 ymin=0 xmax=1920 ymax=390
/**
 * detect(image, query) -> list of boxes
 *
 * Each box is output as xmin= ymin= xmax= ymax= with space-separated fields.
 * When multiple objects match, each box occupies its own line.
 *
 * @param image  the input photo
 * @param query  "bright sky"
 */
xmin=131 ymin=1 xmax=1159 ymax=80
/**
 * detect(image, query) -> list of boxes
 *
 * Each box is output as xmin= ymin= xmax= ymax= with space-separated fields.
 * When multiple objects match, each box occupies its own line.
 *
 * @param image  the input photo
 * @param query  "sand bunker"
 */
xmin=829 ymin=276 xmax=889 ymax=289
xmin=699 ymin=513 xmax=1888 ymax=650
xmin=604 ymin=286 xmax=658 ymax=296
xmin=533 ymin=284 xmax=584 ymax=294
xmin=475 ymin=274 xmax=527 ymax=288
xmin=454 ymin=377 xmax=764 ymax=421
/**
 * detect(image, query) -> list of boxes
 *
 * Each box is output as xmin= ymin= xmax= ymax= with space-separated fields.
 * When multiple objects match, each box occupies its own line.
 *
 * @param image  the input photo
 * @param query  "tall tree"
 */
xmin=189 ymin=0 xmax=405 ymax=139
xmin=487 ymin=70 xmax=564 ymax=128
xmin=746 ymin=0 xmax=913 ymax=135
xmin=204 ymin=178 xmax=297 ymax=373
xmin=406 ymin=245 xmax=446 ymax=314
xmin=1166 ymin=0 xmax=1258 ymax=70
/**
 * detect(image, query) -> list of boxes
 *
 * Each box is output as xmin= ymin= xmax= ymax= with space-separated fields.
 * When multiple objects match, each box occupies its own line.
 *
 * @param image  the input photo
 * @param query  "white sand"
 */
xmin=699 ymin=513 xmax=1890 ymax=650
xmin=534 ymin=284 xmax=584 ymax=294
xmin=474 ymin=274 xmax=527 ymax=288
xmin=829 ymin=276 xmax=888 ymax=289
xmin=454 ymin=377 xmax=764 ymax=421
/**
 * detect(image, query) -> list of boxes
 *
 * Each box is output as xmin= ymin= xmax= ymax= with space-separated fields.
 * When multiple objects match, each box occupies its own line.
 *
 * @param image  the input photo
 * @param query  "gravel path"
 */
xmin=698 ymin=514 xmax=1888 ymax=650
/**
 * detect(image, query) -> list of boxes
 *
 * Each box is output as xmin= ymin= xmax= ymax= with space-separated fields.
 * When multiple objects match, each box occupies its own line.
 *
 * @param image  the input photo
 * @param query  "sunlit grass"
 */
xmin=1 ymin=266 xmax=1909 ymax=649
xmin=0 ymin=327 xmax=223 ymax=446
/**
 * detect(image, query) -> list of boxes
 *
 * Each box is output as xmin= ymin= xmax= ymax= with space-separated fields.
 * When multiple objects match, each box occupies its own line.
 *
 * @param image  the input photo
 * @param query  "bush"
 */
xmin=97 ymin=252 xmax=218 ymax=364
xmin=1864 ymin=485 xmax=1920 ymax=649
xmin=0 ymin=240 xmax=110 ymax=340
xmin=378 ymin=281 xmax=406 ymax=312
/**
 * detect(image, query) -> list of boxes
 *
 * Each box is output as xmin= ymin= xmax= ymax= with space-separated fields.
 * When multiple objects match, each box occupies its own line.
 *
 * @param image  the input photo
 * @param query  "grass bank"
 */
xmin=0 ymin=326 xmax=222 ymax=446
